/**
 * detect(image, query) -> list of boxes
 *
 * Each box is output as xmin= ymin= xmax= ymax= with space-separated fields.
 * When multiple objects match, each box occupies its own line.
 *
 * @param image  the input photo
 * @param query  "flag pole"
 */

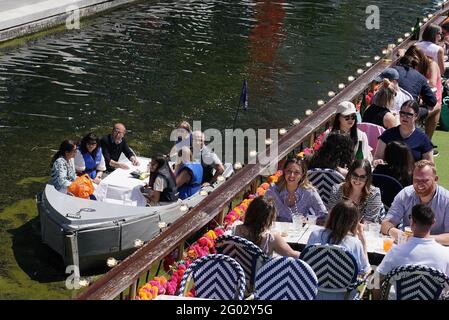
xmin=232 ymin=79 xmax=248 ymax=130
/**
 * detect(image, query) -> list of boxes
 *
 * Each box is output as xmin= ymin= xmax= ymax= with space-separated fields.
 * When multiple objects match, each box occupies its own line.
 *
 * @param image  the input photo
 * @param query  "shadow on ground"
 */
xmin=8 ymin=216 xmax=67 ymax=283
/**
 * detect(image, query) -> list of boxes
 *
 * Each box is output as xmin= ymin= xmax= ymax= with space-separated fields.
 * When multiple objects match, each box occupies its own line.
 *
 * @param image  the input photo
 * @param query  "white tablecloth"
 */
xmin=273 ymin=222 xmax=391 ymax=256
xmin=95 ymin=155 xmax=150 ymax=206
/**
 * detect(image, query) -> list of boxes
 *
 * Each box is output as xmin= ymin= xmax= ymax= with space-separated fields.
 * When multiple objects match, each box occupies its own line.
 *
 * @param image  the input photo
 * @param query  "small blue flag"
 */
xmin=239 ymin=79 xmax=248 ymax=111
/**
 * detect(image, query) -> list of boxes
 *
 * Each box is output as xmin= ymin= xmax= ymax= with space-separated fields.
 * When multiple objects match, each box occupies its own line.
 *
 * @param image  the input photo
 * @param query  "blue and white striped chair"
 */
xmin=307 ymin=168 xmax=344 ymax=207
xmin=299 ymin=244 xmax=364 ymax=300
xmin=215 ymin=235 xmax=270 ymax=294
xmin=253 ymin=257 xmax=318 ymax=300
xmin=177 ymin=254 xmax=246 ymax=300
xmin=381 ymin=264 xmax=449 ymax=300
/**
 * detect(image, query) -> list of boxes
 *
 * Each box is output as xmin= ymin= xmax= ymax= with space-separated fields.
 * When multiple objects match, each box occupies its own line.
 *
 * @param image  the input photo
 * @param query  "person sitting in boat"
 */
xmin=100 ymin=123 xmax=140 ymax=172
xmin=308 ymin=131 xmax=354 ymax=177
xmin=264 ymin=156 xmax=327 ymax=223
xmin=374 ymin=100 xmax=433 ymax=163
xmin=327 ymin=159 xmax=383 ymax=223
xmin=74 ymin=133 xmax=106 ymax=184
xmin=169 ymin=120 xmax=192 ymax=163
xmin=373 ymin=141 xmax=414 ymax=187
xmin=362 ymin=79 xmax=399 ymax=129
xmin=175 ymin=147 xmax=203 ymax=200
xmin=50 ymin=139 xmax=77 ymax=193
xmin=233 ymin=196 xmax=299 ymax=258
xmin=191 ymin=130 xmax=224 ymax=184
xmin=143 ymin=155 xmax=178 ymax=206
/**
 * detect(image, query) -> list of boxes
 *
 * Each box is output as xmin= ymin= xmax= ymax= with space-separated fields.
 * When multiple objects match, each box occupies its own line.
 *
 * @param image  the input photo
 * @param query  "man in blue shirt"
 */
xmin=381 ymin=160 xmax=449 ymax=246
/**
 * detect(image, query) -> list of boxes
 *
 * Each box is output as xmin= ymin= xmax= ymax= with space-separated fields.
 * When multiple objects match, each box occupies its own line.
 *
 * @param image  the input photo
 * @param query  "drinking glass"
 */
xmin=291 ymin=214 xmax=303 ymax=232
xmin=383 ymin=237 xmax=394 ymax=252
xmin=307 ymin=215 xmax=317 ymax=225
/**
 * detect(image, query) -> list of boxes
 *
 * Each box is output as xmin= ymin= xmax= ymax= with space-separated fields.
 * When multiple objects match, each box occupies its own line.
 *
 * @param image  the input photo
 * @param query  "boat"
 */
xmin=36 ymin=154 xmax=234 ymax=271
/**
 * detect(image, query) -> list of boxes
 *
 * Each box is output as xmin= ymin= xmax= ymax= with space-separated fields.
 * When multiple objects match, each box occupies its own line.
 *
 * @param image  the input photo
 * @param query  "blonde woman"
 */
xmin=362 ymin=79 xmax=399 ymax=129
xmin=264 ymin=157 xmax=327 ymax=223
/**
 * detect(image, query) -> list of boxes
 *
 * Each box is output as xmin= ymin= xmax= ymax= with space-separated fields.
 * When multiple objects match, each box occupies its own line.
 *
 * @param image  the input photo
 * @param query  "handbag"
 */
xmin=67 ymin=174 xmax=95 ymax=199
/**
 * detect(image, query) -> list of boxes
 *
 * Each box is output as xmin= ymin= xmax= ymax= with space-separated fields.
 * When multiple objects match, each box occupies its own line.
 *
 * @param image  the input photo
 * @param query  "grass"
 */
xmin=431 ymin=129 xmax=449 ymax=189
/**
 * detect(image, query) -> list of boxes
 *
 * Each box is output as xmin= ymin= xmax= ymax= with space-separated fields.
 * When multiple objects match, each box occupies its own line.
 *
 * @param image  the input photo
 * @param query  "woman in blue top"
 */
xmin=50 ymin=139 xmax=77 ymax=193
xmin=374 ymin=100 xmax=433 ymax=163
xmin=307 ymin=200 xmax=370 ymax=275
xmin=264 ymin=157 xmax=327 ymax=223
xmin=74 ymin=133 xmax=106 ymax=184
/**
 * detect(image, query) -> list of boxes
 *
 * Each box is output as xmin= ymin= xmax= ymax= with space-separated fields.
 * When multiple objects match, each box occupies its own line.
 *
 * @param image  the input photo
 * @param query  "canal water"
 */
xmin=0 ymin=0 xmax=439 ymax=298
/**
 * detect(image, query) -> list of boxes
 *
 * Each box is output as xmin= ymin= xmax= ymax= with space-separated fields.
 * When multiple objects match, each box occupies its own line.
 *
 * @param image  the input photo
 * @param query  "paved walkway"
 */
xmin=0 ymin=0 xmax=131 ymax=42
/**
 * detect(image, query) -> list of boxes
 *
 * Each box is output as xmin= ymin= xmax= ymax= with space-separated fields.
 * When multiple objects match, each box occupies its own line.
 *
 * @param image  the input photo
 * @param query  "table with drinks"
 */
xmin=273 ymin=219 xmax=397 ymax=265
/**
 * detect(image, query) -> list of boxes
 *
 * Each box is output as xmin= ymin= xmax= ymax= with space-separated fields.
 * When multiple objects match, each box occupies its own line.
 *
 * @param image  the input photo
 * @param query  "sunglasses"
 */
xmin=351 ymin=172 xmax=368 ymax=182
xmin=399 ymin=111 xmax=415 ymax=118
xmin=342 ymin=114 xmax=356 ymax=121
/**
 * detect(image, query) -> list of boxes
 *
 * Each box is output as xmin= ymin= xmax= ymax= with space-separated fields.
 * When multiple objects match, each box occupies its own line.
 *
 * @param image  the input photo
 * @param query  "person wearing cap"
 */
xmin=328 ymin=101 xmax=373 ymax=163
xmin=372 ymin=67 xmax=414 ymax=117
xmin=362 ymin=78 xmax=399 ymax=129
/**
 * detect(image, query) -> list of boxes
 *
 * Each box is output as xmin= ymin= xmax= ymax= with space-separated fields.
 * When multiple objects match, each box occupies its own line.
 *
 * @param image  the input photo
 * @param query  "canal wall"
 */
xmin=0 ymin=0 xmax=137 ymax=43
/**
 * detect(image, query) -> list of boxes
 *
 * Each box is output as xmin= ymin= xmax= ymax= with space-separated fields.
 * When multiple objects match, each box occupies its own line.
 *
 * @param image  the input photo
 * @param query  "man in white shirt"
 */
xmin=192 ymin=130 xmax=224 ymax=184
xmin=373 ymin=204 xmax=449 ymax=299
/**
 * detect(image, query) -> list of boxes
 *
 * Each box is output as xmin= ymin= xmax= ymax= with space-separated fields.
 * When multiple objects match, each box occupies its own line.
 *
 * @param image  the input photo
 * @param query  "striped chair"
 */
xmin=253 ymin=257 xmax=318 ymax=300
xmin=299 ymin=244 xmax=364 ymax=300
xmin=381 ymin=264 xmax=449 ymax=300
xmin=307 ymin=168 xmax=345 ymax=207
xmin=177 ymin=254 xmax=246 ymax=300
xmin=215 ymin=235 xmax=270 ymax=294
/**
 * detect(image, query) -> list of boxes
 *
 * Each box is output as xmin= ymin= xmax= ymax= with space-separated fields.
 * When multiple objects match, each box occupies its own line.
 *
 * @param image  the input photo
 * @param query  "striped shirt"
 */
xmin=327 ymin=183 xmax=384 ymax=223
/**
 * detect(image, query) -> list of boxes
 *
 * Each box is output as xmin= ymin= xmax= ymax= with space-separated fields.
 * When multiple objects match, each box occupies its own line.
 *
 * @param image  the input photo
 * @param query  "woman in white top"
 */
xmin=415 ymin=23 xmax=445 ymax=76
xmin=329 ymin=101 xmax=373 ymax=163
xmin=233 ymin=196 xmax=299 ymax=258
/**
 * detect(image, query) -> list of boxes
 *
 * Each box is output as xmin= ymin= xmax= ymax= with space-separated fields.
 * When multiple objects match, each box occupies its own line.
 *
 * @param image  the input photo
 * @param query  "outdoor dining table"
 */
xmin=94 ymin=155 xmax=150 ymax=206
xmin=273 ymin=221 xmax=393 ymax=265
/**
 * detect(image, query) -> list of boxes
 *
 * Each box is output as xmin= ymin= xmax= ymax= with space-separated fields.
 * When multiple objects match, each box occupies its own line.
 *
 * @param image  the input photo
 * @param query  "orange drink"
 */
xmin=383 ymin=238 xmax=394 ymax=252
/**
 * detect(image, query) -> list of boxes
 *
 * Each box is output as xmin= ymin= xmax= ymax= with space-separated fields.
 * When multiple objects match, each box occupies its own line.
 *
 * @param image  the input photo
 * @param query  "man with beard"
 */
xmin=381 ymin=160 xmax=449 ymax=245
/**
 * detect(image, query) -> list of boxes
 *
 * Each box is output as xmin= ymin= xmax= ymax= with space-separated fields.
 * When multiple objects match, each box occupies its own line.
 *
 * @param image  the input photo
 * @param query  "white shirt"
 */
xmin=153 ymin=175 xmax=167 ymax=192
xmin=74 ymin=149 xmax=106 ymax=172
xmin=377 ymin=237 xmax=449 ymax=276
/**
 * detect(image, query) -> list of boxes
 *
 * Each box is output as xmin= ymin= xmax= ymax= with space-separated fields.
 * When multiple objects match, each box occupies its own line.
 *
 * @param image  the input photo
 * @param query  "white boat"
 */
xmin=36 ymin=155 xmax=233 ymax=271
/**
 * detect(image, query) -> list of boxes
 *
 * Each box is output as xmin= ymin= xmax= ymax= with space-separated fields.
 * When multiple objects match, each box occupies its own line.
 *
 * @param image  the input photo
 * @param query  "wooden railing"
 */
xmin=76 ymin=5 xmax=449 ymax=300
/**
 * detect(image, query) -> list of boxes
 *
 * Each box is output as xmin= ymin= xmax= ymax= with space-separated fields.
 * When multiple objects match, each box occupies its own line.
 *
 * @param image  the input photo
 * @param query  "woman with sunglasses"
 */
xmin=327 ymin=159 xmax=383 ymax=223
xmin=330 ymin=101 xmax=373 ymax=163
xmin=264 ymin=157 xmax=327 ymax=223
xmin=74 ymin=132 xmax=106 ymax=184
xmin=233 ymin=196 xmax=299 ymax=258
xmin=374 ymin=100 xmax=434 ymax=163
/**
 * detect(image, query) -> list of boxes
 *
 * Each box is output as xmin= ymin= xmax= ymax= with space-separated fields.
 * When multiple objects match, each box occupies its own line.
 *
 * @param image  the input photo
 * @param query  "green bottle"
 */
xmin=360 ymin=91 xmax=367 ymax=117
xmin=356 ymin=141 xmax=364 ymax=160
xmin=412 ymin=18 xmax=420 ymax=41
